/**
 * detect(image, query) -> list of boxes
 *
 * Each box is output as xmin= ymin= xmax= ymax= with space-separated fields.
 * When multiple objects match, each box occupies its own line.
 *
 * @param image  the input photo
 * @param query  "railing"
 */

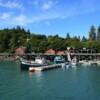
xmin=70 ymin=53 xmax=100 ymax=56
xmin=0 ymin=53 xmax=100 ymax=56
xmin=0 ymin=53 xmax=14 ymax=56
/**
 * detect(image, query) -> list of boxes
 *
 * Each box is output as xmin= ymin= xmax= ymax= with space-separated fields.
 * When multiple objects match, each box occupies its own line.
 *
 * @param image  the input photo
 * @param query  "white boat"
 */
xmin=54 ymin=56 xmax=65 ymax=64
xmin=20 ymin=57 xmax=48 ymax=70
xmin=67 ymin=52 xmax=77 ymax=67
xmin=79 ymin=60 xmax=98 ymax=66
xmin=90 ymin=60 xmax=97 ymax=66
xmin=96 ymin=60 xmax=100 ymax=65
xmin=79 ymin=60 xmax=91 ymax=66
xmin=35 ymin=57 xmax=46 ymax=64
xmin=71 ymin=57 xmax=77 ymax=66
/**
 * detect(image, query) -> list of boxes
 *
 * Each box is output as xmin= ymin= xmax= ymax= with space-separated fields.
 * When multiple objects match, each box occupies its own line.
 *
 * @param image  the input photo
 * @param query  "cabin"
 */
xmin=15 ymin=46 xmax=26 ymax=56
xmin=45 ymin=49 xmax=56 ymax=55
xmin=57 ymin=51 xmax=65 ymax=55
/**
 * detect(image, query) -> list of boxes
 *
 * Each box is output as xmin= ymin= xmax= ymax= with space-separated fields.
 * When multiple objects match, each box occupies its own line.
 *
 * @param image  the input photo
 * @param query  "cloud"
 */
xmin=32 ymin=12 xmax=62 ymax=22
xmin=32 ymin=0 xmax=39 ymax=6
xmin=1 ymin=13 xmax=11 ymax=20
xmin=0 ymin=13 xmax=31 ymax=26
xmin=0 ymin=0 xmax=100 ymax=27
xmin=41 ymin=1 xmax=55 ymax=11
xmin=29 ymin=0 xmax=100 ymax=22
xmin=13 ymin=14 xmax=31 ymax=25
xmin=0 ymin=12 xmax=61 ymax=26
xmin=0 ymin=0 xmax=23 ymax=9
xmin=32 ymin=0 xmax=57 ymax=11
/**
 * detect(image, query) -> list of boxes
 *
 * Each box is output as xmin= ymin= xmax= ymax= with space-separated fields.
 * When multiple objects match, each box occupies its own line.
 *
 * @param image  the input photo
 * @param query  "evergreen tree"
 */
xmin=66 ymin=33 xmax=70 ymax=39
xmin=1 ymin=25 xmax=100 ymax=53
xmin=97 ymin=26 xmax=100 ymax=42
xmin=89 ymin=25 xmax=96 ymax=41
xmin=82 ymin=36 xmax=87 ymax=42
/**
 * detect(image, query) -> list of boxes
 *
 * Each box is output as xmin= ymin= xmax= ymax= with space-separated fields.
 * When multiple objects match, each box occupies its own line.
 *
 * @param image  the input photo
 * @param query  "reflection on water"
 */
xmin=35 ymin=71 xmax=43 ymax=79
xmin=29 ymin=71 xmax=43 ymax=80
xmin=29 ymin=71 xmax=42 ymax=79
xmin=29 ymin=71 xmax=44 ymax=89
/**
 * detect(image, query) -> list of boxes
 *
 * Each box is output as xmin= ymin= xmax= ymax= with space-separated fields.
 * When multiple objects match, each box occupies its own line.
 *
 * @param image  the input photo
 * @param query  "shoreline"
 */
xmin=0 ymin=55 xmax=18 ymax=61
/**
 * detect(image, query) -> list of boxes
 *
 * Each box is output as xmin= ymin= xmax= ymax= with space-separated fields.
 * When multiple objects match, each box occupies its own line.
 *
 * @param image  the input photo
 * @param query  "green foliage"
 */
xmin=97 ymin=26 xmax=100 ymax=42
xmin=89 ymin=25 xmax=96 ymax=41
xmin=82 ymin=36 xmax=87 ymax=42
xmin=0 ymin=26 xmax=30 ymax=53
xmin=67 ymin=37 xmax=82 ymax=49
xmin=66 ymin=33 xmax=70 ymax=39
xmin=0 ymin=25 xmax=100 ymax=53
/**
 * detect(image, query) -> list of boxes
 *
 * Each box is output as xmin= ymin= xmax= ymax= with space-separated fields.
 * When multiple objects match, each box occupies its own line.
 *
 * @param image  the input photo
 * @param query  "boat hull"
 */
xmin=20 ymin=61 xmax=48 ymax=70
xmin=20 ymin=63 xmax=30 ymax=70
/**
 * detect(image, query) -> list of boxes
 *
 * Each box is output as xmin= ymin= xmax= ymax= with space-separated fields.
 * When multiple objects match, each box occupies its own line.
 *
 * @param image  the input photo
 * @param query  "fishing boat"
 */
xmin=20 ymin=57 xmax=48 ymax=70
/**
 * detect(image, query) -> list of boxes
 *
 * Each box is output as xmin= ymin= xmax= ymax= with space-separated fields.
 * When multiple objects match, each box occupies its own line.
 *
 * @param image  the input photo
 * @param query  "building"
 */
xmin=57 ymin=51 xmax=65 ymax=55
xmin=66 ymin=47 xmax=97 ymax=53
xmin=15 ymin=46 xmax=27 ymax=56
xmin=45 ymin=49 xmax=56 ymax=55
xmin=78 ymin=48 xmax=97 ymax=53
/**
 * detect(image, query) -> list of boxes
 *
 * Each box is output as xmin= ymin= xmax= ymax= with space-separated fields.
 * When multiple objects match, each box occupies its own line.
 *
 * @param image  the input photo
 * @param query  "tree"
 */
xmin=97 ymin=26 xmax=100 ymax=42
xmin=66 ymin=33 xmax=70 ymax=39
xmin=69 ymin=38 xmax=82 ymax=48
xmin=82 ymin=36 xmax=87 ymax=42
xmin=89 ymin=25 xmax=96 ymax=41
xmin=1 ymin=25 xmax=100 ymax=53
xmin=0 ymin=30 xmax=12 ymax=52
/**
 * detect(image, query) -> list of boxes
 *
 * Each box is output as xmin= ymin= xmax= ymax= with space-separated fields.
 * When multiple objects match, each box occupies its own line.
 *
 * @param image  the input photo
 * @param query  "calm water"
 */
xmin=0 ymin=61 xmax=100 ymax=100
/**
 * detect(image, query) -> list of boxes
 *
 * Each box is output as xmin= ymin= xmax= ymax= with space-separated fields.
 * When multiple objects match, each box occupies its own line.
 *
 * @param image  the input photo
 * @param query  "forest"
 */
xmin=0 ymin=25 xmax=100 ymax=53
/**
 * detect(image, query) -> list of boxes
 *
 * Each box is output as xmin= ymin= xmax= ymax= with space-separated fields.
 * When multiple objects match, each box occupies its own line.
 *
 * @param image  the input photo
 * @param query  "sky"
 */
xmin=0 ymin=0 xmax=100 ymax=37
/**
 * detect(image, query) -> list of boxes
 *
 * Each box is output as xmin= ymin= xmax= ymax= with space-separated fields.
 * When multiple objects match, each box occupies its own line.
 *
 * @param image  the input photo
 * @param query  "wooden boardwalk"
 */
xmin=29 ymin=63 xmax=65 ymax=72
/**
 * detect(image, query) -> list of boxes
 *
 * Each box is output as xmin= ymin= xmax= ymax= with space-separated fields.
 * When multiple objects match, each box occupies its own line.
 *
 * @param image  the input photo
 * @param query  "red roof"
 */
xmin=45 ymin=49 xmax=55 ymax=54
xmin=15 ymin=47 xmax=26 ymax=55
xmin=57 ymin=51 xmax=65 ymax=55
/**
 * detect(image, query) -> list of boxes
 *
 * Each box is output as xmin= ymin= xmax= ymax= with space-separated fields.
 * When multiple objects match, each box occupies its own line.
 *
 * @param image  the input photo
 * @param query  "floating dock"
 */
xmin=29 ymin=63 xmax=65 ymax=72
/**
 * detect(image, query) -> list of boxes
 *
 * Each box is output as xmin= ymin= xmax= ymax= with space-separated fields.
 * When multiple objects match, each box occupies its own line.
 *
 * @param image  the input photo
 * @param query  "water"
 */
xmin=0 ymin=61 xmax=100 ymax=100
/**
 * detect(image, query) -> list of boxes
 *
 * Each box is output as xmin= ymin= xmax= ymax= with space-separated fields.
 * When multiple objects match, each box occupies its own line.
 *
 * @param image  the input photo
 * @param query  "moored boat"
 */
xmin=71 ymin=57 xmax=78 ymax=67
xmin=79 ymin=60 xmax=91 ymax=66
xmin=54 ymin=56 xmax=65 ymax=64
xmin=20 ymin=57 xmax=48 ymax=70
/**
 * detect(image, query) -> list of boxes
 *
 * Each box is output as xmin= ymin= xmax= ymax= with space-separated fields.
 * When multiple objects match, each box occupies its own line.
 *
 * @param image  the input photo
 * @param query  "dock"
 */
xmin=29 ymin=63 xmax=65 ymax=72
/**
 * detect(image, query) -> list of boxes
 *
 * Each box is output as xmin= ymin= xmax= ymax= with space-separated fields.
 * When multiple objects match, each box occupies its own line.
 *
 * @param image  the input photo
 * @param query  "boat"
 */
xmin=20 ymin=57 xmax=48 ymax=70
xmin=67 ymin=52 xmax=76 ymax=67
xmin=89 ymin=60 xmax=97 ymax=66
xmin=54 ymin=56 xmax=65 ymax=64
xmin=71 ymin=57 xmax=77 ymax=67
xmin=79 ymin=60 xmax=91 ymax=66
xmin=95 ymin=60 xmax=100 ymax=66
